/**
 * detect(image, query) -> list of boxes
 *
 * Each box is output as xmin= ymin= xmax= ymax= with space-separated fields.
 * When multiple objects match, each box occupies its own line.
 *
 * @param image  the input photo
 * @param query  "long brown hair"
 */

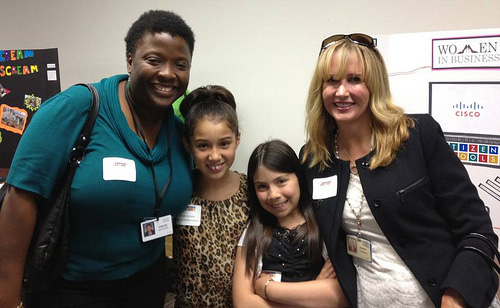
xmin=244 ymin=139 xmax=322 ymax=277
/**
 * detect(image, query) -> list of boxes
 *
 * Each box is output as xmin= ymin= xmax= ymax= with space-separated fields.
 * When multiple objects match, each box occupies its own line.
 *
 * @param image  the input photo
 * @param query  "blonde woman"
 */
xmin=300 ymin=34 xmax=498 ymax=308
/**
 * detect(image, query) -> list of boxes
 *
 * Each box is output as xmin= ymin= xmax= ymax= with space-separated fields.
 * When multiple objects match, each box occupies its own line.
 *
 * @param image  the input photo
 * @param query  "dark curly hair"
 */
xmin=124 ymin=10 xmax=195 ymax=58
xmin=180 ymin=85 xmax=239 ymax=142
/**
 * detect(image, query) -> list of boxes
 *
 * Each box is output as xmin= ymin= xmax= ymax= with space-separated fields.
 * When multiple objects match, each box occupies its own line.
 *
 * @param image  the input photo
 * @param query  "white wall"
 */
xmin=3 ymin=0 xmax=500 ymax=172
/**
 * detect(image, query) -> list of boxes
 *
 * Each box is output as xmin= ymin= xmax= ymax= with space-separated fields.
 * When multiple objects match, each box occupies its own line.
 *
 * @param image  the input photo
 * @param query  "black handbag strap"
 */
xmin=22 ymin=83 xmax=100 ymax=291
xmin=0 ymin=83 xmax=99 ymax=205
xmin=69 ymin=83 xmax=100 ymax=163
xmin=457 ymin=233 xmax=500 ymax=274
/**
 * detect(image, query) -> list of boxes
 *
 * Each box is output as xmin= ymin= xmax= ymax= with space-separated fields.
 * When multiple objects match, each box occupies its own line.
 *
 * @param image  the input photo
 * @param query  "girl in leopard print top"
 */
xmin=174 ymin=85 xmax=249 ymax=307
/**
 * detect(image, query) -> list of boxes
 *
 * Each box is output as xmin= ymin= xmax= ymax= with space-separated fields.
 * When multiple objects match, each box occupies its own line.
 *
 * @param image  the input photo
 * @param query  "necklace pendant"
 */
xmin=350 ymin=165 xmax=359 ymax=175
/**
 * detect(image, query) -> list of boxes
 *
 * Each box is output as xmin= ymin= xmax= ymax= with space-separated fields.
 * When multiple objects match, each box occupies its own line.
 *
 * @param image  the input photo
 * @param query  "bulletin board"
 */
xmin=0 ymin=48 xmax=61 ymax=168
xmin=378 ymin=29 xmax=500 ymax=232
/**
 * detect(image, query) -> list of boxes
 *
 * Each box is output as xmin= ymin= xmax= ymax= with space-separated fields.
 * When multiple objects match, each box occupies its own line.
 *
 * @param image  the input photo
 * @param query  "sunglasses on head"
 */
xmin=320 ymin=33 xmax=377 ymax=53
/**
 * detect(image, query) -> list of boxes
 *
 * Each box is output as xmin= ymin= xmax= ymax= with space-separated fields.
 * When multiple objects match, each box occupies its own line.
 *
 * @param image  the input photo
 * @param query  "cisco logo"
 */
xmin=452 ymin=101 xmax=484 ymax=117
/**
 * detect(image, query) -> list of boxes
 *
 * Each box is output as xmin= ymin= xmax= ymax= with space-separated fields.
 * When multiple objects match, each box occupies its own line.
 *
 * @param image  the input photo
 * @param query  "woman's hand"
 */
xmin=441 ymin=288 xmax=466 ymax=308
xmin=316 ymin=259 xmax=336 ymax=280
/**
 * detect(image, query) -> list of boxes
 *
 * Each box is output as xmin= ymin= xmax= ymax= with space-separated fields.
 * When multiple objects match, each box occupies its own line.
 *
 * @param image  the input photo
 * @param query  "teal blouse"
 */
xmin=7 ymin=74 xmax=193 ymax=281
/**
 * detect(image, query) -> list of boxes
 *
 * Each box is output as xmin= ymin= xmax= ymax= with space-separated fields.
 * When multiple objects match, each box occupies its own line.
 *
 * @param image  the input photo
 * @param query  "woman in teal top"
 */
xmin=0 ymin=10 xmax=194 ymax=308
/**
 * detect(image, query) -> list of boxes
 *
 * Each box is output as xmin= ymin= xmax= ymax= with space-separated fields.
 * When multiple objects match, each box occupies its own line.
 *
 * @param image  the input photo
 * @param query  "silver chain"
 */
xmin=346 ymin=198 xmax=363 ymax=238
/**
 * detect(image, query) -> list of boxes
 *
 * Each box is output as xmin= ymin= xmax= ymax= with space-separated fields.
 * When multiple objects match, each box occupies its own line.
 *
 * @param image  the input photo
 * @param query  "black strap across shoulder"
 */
xmin=0 ymin=83 xmax=100 ymax=206
xmin=70 ymin=83 xmax=100 ymax=163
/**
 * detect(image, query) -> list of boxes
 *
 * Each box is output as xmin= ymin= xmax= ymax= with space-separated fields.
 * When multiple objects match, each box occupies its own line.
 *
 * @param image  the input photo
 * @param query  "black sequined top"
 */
xmin=261 ymin=225 xmax=324 ymax=282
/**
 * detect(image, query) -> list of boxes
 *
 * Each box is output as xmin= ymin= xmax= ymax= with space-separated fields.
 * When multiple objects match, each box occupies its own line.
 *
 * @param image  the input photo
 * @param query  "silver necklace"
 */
xmin=334 ymin=130 xmax=359 ymax=175
xmin=346 ymin=196 xmax=363 ymax=238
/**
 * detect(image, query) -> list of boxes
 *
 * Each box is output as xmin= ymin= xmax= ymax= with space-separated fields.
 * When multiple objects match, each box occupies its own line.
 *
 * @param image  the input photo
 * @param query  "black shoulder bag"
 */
xmin=0 ymin=83 xmax=100 ymax=292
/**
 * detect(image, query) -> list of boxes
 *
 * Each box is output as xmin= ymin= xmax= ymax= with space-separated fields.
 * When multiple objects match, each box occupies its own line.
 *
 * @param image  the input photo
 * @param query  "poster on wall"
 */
xmin=0 ymin=48 xmax=61 ymax=168
xmin=379 ymin=29 xmax=500 ymax=232
xmin=429 ymin=82 xmax=500 ymax=169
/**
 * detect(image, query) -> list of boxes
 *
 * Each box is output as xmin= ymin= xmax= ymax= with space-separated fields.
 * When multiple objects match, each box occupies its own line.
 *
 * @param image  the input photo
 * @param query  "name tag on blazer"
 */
xmin=312 ymin=175 xmax=337 ymax=199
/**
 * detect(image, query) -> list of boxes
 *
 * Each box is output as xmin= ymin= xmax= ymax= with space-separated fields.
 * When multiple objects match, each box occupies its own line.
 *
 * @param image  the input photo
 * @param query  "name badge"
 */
xmin=261 ymin=270 xmax=282 ymax=282
xmin=312 ymin=175 xmax=337 ymax=199
xmin=346 ymin=234 xmax=372 ymax=262
xmin=102 ymin=157 xmax=136 ymax=182
xmin=141 ymin=215 xmax=173 ymax=242
xmin=176 ymin=204 xmax=202 ymax=226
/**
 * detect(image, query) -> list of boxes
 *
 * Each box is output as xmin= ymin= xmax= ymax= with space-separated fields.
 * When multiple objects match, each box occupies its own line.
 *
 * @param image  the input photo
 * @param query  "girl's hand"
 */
xmin=441 ymin=288 xmax=466 ymax=308
xmin=255 ymin=273 xmax=273 ymax=299
xmin=316 ymin=259 xmax=336 ymax=280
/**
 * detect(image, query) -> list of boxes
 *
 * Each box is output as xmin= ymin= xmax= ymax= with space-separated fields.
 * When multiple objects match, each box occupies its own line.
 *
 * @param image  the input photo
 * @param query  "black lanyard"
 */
xmin=124 ymin=82 xmax=173 ymax=219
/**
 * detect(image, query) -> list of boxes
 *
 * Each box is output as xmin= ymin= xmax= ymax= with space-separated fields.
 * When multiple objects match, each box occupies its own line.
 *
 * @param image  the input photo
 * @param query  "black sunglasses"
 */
xmin=320 ymin=33 xmax=377 ymax=53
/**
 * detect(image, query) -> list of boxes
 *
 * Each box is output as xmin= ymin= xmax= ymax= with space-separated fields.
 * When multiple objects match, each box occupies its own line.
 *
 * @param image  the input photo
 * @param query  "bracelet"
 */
xmin=264 ymin=278 xmax=273 ymax=301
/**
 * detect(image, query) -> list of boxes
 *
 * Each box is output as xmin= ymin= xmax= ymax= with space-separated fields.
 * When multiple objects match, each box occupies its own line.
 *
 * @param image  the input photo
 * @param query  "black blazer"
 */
xmin=300 ymin=114 xmax=498 ymax=307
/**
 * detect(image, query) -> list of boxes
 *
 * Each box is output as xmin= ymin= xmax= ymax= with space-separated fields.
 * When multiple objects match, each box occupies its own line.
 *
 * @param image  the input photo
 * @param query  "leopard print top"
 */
xmin=174 ymin=172 xmax=249 ymax=308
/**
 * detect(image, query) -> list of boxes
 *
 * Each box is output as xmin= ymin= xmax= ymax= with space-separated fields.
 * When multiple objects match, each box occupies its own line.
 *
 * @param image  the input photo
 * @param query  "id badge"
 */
xmin=141 ymin=215 xmax=173 ymax=242
xmin=176 ymin=204 xmax=202 ymax=226
xmin=346 ymin=234 xmax=372 ymax=262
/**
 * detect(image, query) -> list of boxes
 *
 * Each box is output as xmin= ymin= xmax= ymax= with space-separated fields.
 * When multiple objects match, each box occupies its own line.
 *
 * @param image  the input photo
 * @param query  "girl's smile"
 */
xmin=253 ymin=166 xmax=303 ymax=228
xmin=189 ymin=117 xmax=240 ymax=182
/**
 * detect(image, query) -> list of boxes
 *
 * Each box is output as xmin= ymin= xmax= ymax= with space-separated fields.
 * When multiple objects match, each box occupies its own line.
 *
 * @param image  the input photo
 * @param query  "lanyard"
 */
xmin=124 ymin=82 xmax=173 ymax=219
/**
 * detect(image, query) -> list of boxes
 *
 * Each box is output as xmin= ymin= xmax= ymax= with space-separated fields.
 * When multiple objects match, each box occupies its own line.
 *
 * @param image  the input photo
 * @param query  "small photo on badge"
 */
xmin=143 ymin=222 xmax=156 ymax=237
xmin=348 ymin=237 xmax=357 ymax=253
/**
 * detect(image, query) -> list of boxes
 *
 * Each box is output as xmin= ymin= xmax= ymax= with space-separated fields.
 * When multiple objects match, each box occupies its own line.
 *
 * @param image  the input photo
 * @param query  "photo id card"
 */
xmin=141 ymin=215 xmax=173 ymax=242
xmin=346 ymin=234 xmax=373 ymax=262
xmin=176 ymin=204 xmax=202 ymax=226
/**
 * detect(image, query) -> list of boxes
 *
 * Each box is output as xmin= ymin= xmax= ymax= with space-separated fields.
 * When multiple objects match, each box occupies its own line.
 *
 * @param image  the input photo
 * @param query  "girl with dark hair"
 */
xmin=174 ymin=85 xmax=249 ymax=307
xmin=232 ymin=139 xmax=347 ymax=307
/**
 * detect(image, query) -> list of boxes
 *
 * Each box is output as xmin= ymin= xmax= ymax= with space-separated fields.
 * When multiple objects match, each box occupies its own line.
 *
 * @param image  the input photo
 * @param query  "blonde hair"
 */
xmin=302 ymin=39 xmax=414 ymax=171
